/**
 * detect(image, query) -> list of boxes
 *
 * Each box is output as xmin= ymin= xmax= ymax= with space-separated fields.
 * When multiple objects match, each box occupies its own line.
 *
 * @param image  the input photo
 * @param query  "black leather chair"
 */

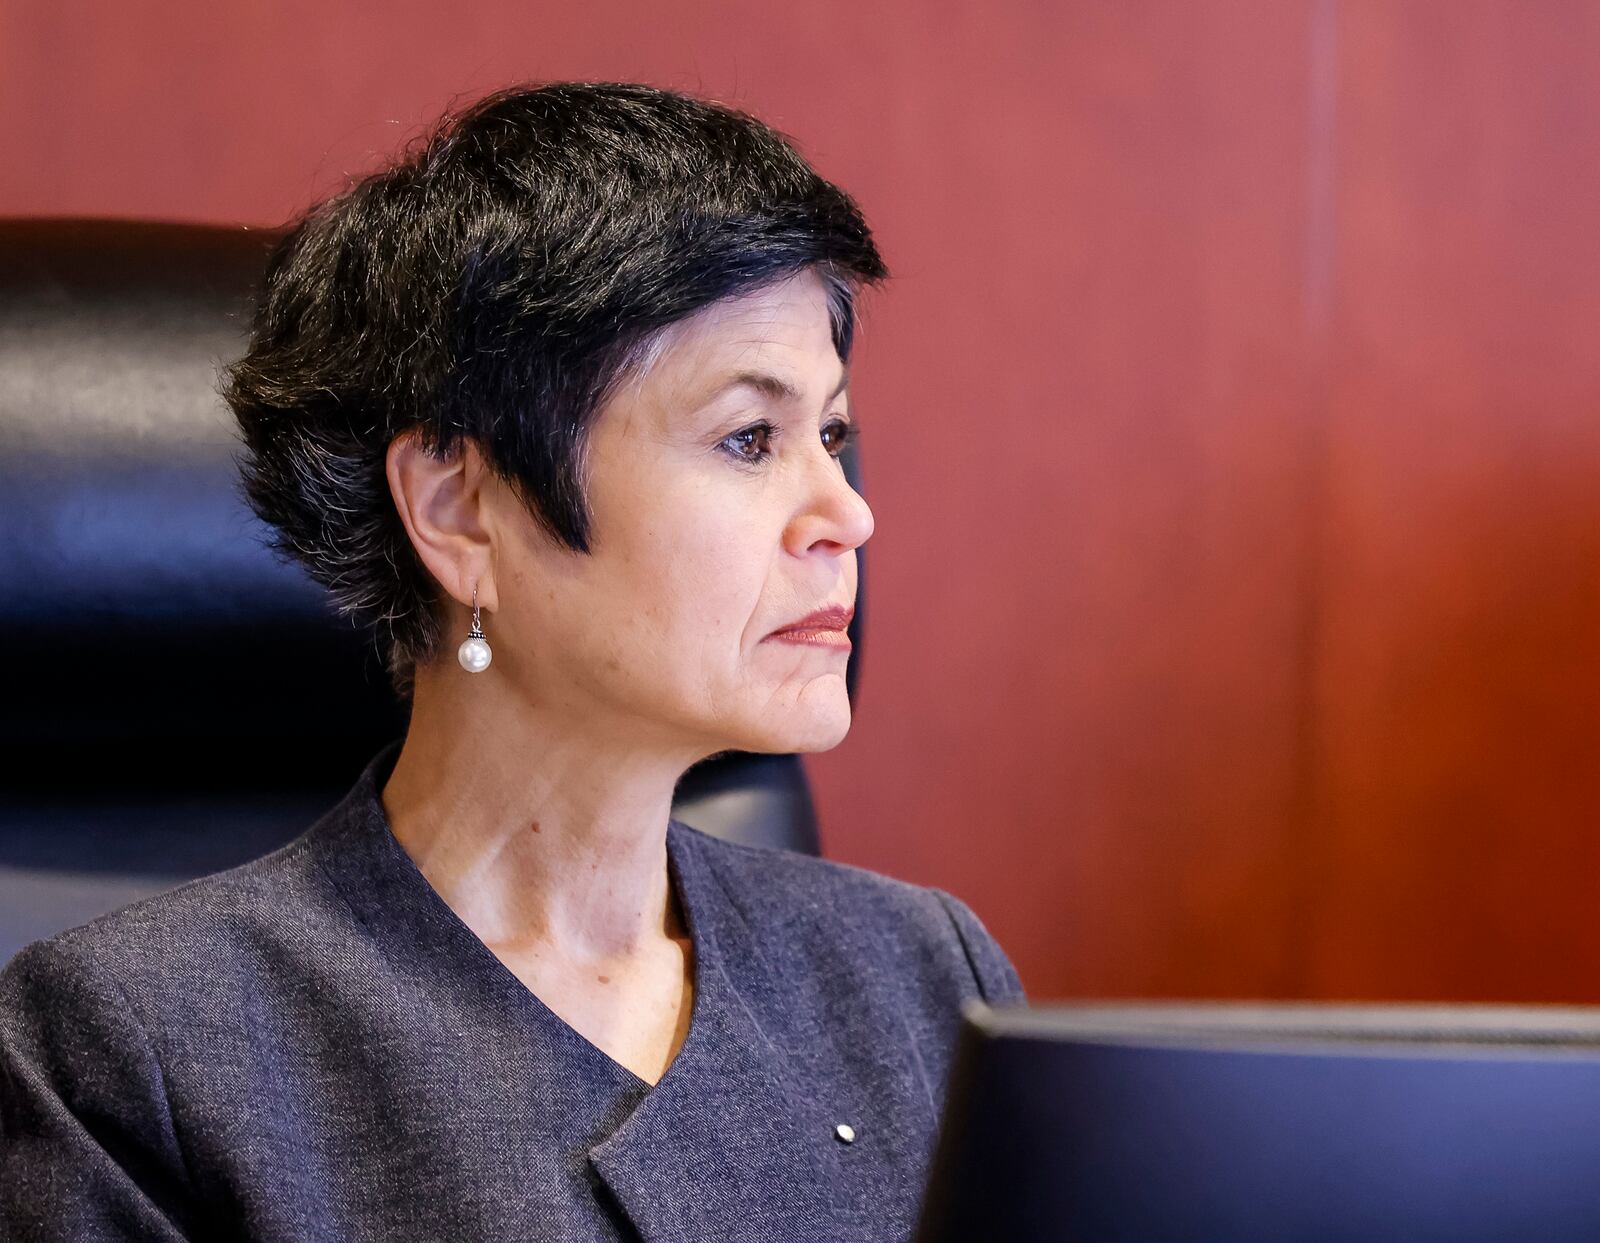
xmin=0 ymin=219 xmax=869 ymax=965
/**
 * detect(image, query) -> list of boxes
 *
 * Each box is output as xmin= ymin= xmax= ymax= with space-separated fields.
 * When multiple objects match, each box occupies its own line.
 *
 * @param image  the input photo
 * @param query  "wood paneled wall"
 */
xmin=4 ymin=0 xmax=1596 ymax=1001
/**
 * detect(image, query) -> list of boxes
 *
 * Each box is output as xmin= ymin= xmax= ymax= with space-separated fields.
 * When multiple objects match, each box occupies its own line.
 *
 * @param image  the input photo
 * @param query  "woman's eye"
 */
xmin=722 ymin=418 xmax=857 ymax=465
xmin=822 ymin=419 xmax=859 ymax=458
xmin=723 ymin=422 xmax=775 ymax=462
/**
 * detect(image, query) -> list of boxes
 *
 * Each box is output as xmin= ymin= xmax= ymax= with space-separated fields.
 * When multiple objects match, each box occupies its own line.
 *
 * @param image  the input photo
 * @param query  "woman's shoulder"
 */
xmin=667 ymin=819 xmax=1025 ymax=1006
xmin=0 ymin=821 xmax=335 ymax=1016
xmin=670 ymin=815 xmax=925 ymax=896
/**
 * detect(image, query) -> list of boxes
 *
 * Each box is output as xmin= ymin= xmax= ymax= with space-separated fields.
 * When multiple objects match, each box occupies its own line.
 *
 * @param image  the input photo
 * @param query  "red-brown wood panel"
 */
xmin=809 ymin=1 xmax=1323 ymax=1000
xmin=1305 ymin=0 xmax=1600 ymax=1001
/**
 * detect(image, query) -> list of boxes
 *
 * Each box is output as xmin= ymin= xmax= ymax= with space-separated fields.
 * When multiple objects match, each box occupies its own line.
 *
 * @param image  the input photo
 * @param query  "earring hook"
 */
xmin=457 ymin=581 xmax=493 ymax=672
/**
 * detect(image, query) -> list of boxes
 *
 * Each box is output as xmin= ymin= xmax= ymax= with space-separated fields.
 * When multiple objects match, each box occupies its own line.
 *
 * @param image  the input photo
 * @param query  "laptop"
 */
xmin=917 ymin=1001 xmax=1600 ymax=1242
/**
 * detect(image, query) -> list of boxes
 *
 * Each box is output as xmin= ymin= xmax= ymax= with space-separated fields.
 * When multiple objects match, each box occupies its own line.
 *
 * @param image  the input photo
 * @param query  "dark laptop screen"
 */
xmin=918 ymin=1002 xmax=1600 ymax=1243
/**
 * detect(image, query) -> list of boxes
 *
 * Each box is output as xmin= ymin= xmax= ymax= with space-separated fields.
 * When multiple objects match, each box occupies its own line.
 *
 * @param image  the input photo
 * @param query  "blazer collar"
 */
xmin=587 ymin=823 xmax=871 ymax=1240
xmin=304 ymin=740 xmax=859 ymax=1239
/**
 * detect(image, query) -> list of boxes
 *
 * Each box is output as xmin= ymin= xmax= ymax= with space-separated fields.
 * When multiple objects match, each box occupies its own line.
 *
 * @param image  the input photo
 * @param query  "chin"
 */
xmin=704 ymin=676 xmax=852 ymax=755
xmin=788 ymin=720 xmax=852 ymax=755
xmin=744 ymin=705 xmax=852 ymax=755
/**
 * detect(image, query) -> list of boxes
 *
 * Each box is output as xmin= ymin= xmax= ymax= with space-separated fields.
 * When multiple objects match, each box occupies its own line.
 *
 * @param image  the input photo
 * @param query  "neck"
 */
xmin=379 ymin=664 xmax=710 ymax=959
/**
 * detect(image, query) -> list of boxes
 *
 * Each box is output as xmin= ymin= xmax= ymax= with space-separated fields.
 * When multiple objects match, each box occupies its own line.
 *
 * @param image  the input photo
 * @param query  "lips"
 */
xmin=770 ymin=604 xmax=854 ymax=637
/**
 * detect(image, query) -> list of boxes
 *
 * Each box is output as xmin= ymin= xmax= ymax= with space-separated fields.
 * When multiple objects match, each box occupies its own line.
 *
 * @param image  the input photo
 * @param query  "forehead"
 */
xmin=632 ymin=270 xmax=844 ymax=410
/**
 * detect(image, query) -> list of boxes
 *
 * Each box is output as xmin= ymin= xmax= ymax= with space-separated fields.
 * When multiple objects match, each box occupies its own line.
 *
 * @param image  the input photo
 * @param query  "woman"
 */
xmin=0 ymin=82 xmax=1023 ymax=1241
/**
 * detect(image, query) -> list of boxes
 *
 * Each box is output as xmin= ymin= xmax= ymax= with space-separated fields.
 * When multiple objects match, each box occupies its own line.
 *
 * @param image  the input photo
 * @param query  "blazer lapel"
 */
xmin=588 ymin=823 xmax=871 ymax=1243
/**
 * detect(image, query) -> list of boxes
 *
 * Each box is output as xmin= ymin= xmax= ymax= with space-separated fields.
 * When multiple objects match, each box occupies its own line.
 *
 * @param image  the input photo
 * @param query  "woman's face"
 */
xmin=491 ymin=267 xmax=875 ymax=760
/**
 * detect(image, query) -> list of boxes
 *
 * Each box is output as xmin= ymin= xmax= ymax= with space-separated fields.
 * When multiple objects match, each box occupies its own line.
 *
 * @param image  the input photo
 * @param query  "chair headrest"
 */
xmin=0 ymin=219 xmax=407 ymax=795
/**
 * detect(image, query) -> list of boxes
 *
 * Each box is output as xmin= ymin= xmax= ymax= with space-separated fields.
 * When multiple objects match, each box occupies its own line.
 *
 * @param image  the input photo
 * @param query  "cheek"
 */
xmin=603 ymin=505 xmax=771 ymax=659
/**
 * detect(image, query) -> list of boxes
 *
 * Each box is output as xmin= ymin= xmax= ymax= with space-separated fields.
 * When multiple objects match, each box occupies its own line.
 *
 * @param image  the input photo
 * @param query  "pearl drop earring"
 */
xmin=457 ymin=584 xmax=493 ymax=673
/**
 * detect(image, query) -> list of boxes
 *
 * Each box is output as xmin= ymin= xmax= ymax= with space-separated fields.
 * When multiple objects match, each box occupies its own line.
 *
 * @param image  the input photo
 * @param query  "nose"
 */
xmin=783 ymin=442 xmax=875 ymax=557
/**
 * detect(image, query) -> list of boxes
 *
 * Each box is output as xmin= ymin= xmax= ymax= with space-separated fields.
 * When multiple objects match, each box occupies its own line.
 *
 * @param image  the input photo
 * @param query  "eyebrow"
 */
xmin=707 ymin=367 xmax=851 ymax=407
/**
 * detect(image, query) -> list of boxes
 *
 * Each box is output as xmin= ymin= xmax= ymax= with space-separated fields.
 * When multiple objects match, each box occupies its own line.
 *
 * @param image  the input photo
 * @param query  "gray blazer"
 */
xmin=0 ymin=741 xmax=1024 ymax=1241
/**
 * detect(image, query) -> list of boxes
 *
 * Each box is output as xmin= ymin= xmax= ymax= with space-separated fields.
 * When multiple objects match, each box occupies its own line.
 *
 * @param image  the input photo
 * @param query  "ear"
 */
xmin=384 ymin=430 xmax=500 ymax=614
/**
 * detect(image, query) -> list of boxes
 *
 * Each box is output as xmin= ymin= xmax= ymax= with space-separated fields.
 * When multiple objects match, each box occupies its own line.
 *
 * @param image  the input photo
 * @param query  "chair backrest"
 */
xmin=0 ymin=218 xmax=868 ymax=964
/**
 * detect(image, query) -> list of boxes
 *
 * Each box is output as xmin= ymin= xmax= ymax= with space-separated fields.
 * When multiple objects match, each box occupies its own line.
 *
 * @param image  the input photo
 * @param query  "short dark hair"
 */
xmin=223 ymin=81 xmax=888 ymax=702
